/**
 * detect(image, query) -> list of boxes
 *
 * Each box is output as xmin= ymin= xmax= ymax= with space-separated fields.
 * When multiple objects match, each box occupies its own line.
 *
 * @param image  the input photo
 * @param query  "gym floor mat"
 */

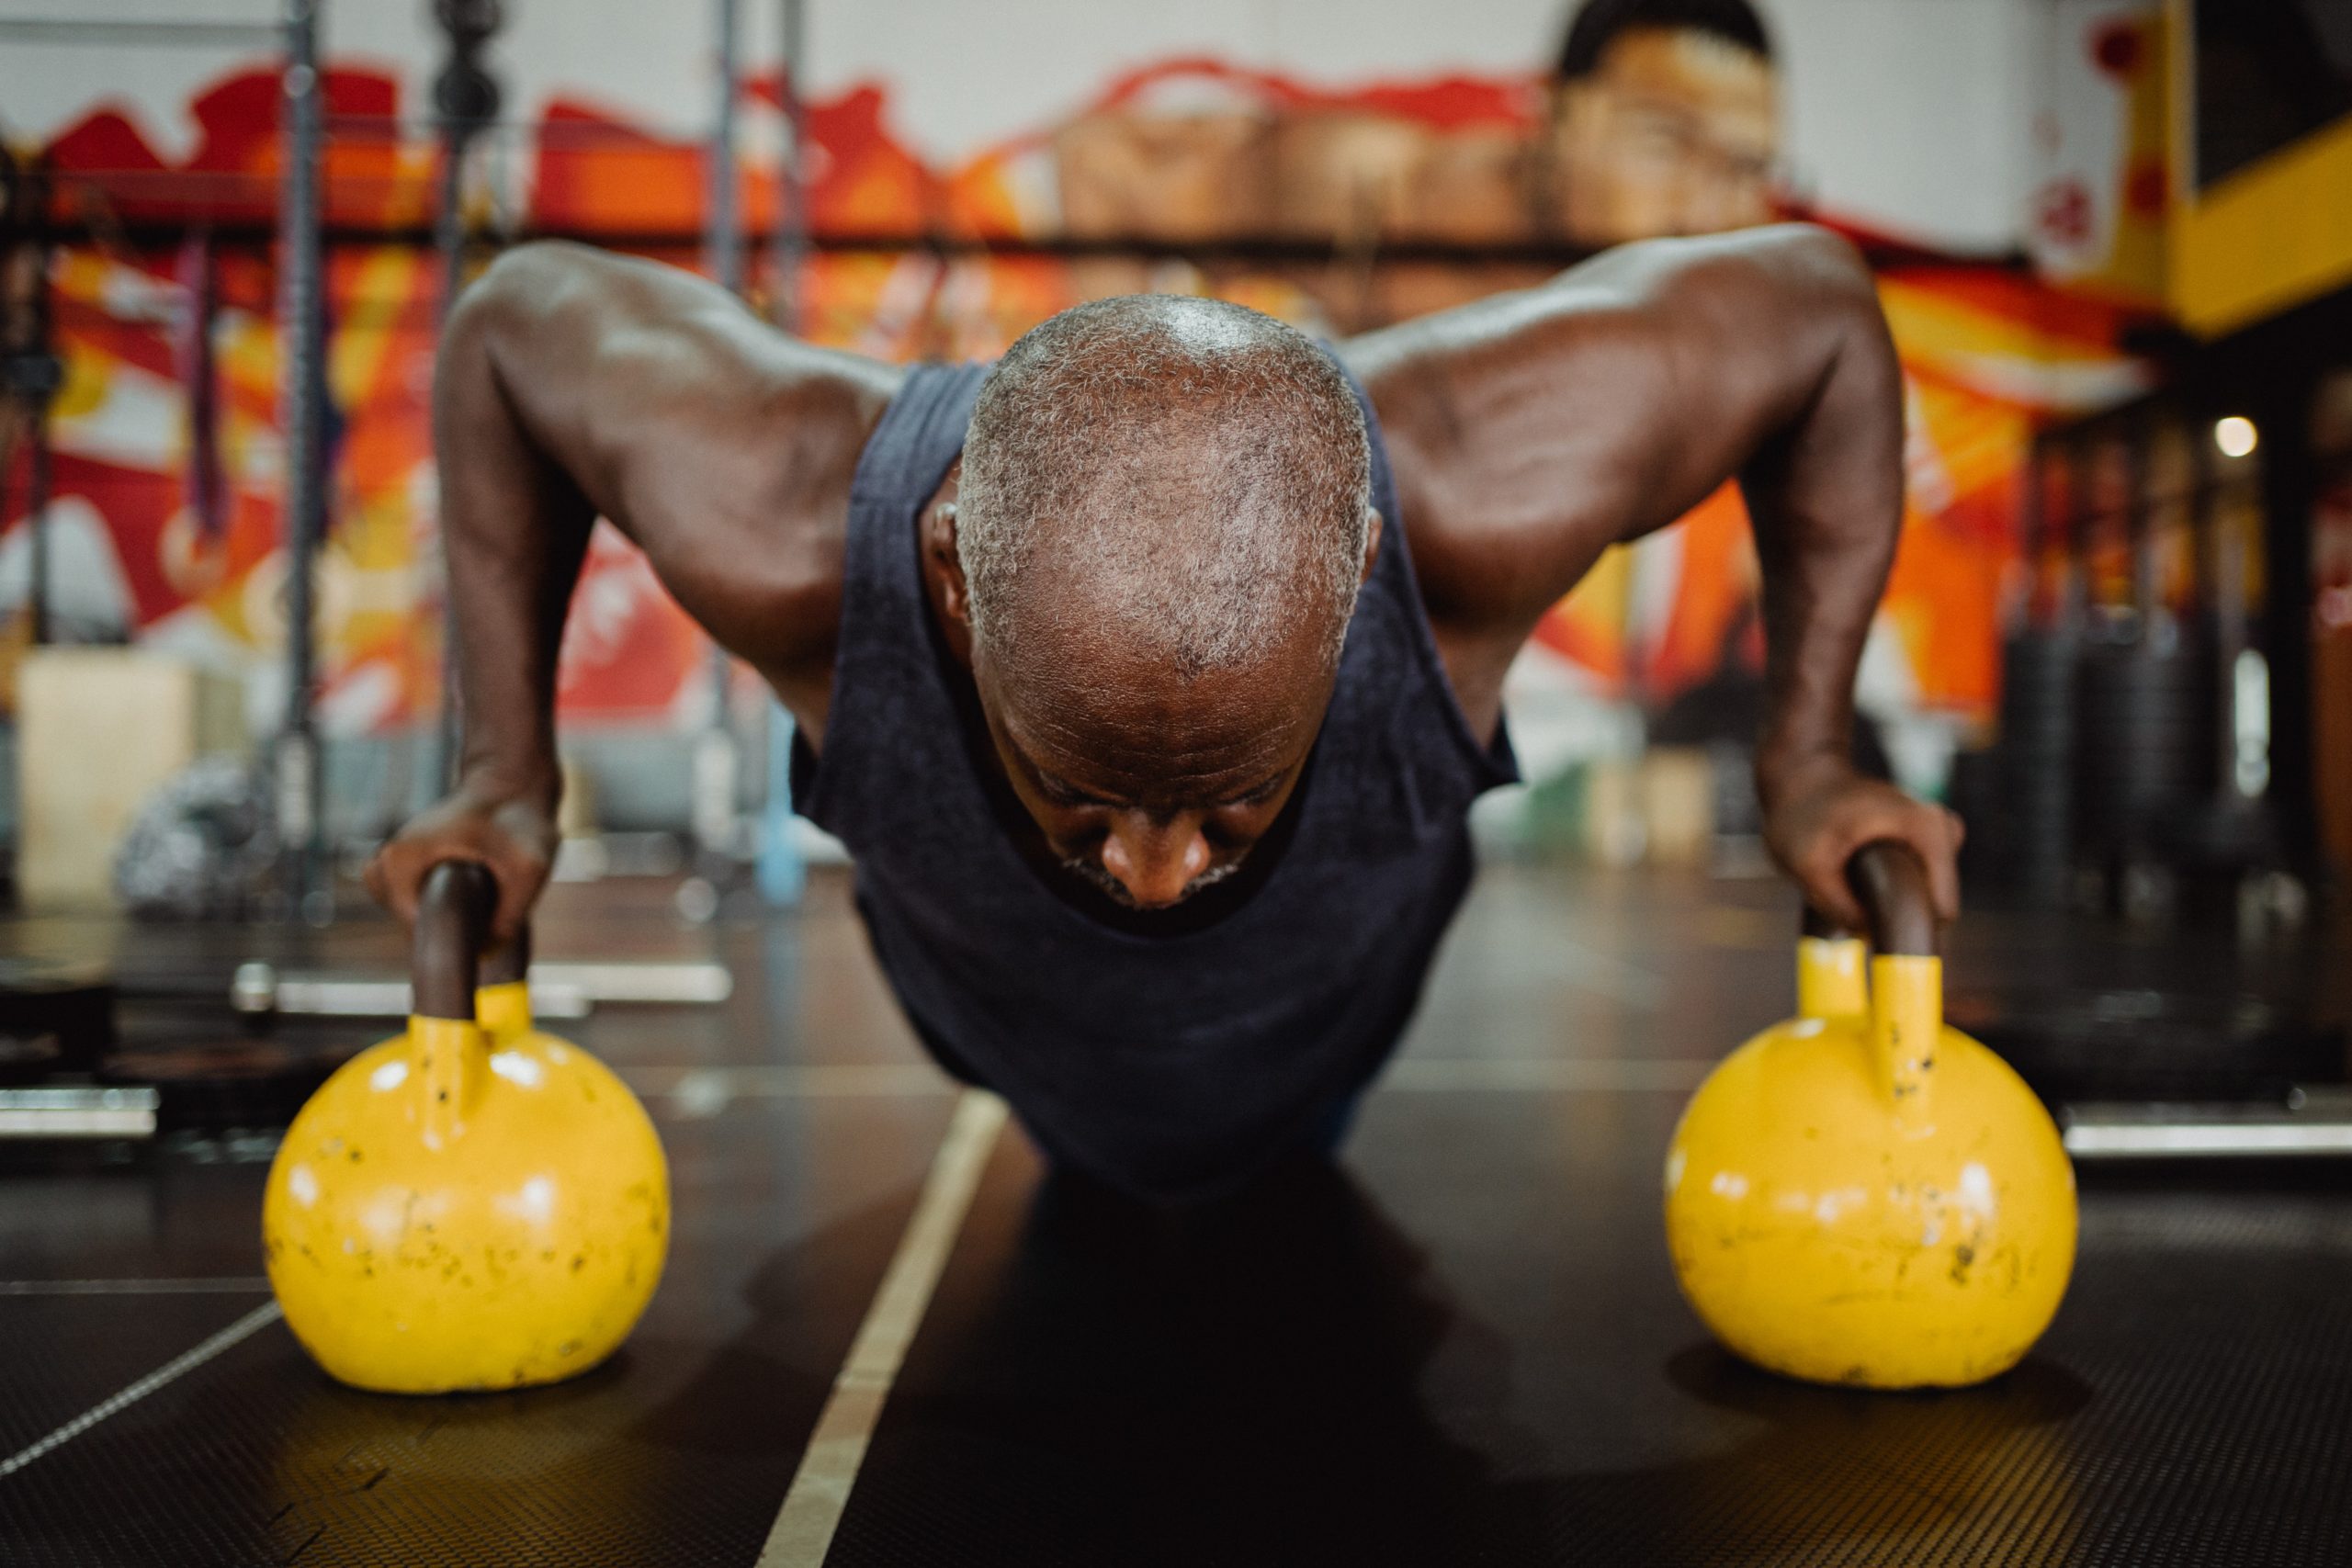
xmin=2 ymin=869 xmax=2346 ymax=1565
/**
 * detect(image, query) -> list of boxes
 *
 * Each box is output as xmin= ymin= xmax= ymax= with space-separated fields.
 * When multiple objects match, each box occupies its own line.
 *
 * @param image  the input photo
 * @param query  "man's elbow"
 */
xmin=449 ymin=241 xmax=605 ymax=351
xmin=1748 ymin=223 xmax=1876 ymax=308
xmin=1755 ymin=227 xmax=1898 ymax=384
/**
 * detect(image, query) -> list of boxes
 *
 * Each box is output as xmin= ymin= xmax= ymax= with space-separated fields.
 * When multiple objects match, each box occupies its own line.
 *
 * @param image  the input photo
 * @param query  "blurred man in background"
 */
xmin=1048 ymin=0 xmax=1781 ymax=263
xmin=1545 ymin=0 xmax=1780 ymax=247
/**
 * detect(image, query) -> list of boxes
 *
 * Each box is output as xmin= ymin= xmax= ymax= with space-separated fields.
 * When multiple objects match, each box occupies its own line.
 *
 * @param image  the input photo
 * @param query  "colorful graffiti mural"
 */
xmin=8 ymin=37 xmax=2154 ymax=743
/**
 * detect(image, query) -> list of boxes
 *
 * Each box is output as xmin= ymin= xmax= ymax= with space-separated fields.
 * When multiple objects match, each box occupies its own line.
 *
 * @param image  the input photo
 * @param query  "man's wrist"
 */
xmin=456 ymin=760 xmax=561 ymax=816
xmin=1753 ymin=744 xmax=1850 ymax=812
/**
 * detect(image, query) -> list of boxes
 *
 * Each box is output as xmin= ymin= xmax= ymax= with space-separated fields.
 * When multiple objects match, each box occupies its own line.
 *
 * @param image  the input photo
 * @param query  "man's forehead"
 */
xmin=1596 ymin=28 xmax=1774 ymax=110
xmin=989 ymin=655 xmax=1326 ymax=788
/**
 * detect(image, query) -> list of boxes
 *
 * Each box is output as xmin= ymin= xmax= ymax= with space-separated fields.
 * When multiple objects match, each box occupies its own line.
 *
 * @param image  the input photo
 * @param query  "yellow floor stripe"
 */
xmin=757 ymin=1089 xmax=1008 ymax=1566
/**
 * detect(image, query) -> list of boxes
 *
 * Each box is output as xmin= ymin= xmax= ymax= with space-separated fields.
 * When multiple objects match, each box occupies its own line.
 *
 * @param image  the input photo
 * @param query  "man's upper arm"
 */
xmin=458 ymin=243 xmax=901 ymax=670
xmin=1345 ymin=224 xmax=1883 ymax=637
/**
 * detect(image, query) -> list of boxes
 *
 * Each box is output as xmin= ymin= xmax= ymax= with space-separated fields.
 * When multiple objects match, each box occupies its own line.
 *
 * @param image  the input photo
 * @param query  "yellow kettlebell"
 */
xmin=263 ymin=863 xmax=671 ymax=1393
xmin=1665 ymin=841 xmax=2076 ymax=1389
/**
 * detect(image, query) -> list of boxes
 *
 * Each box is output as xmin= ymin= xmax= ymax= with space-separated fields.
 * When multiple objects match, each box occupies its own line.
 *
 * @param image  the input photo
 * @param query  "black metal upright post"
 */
xmin=770 ymin=0 xmax=807 ymax=333
xmin=276 ymin=0 xmax=329 ymax=920
xmin=25 ymin=400 xmax=49 ymax=646
xmin=2255 ymin=368 xmax=2322 ymax=874
xmin=415 ymin=0 xmax=503 ymax=817
xmin=691 ymin=0 xmax=745 ymax=887
xmin=707 ymin=0 xmax=744 ymax=297
xmin=753 ymin=0 xmax=811 ymax=908
xmin=2 ymin=152 xmax=62 ymax=647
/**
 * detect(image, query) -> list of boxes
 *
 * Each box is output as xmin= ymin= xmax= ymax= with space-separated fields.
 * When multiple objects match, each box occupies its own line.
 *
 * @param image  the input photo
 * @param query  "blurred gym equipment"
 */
xmin=0 ymin=5 xmax=331 ymax=919
xmin=1948 ymin=384 xmax=2344 ymax=1138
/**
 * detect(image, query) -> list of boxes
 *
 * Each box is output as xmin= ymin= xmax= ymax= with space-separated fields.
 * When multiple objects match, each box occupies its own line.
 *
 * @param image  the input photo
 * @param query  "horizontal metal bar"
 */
xmin=0 ymin=1278 xmax=270 ymax=1296
xmin=2064 ymin=1099 xmax=2352 ymax=1159
xmin=266 ymin=976 xmax=410 ymax=1017
xmin=0 ymin=17 xmax=281 ymax=45
xmin=0 ymin=1087 xmax=159 ymax=1140
xmin=2066 ymin=1124 xmax=2352 ymax=1157
xmin=530 ymin=961 xmax=733 ymax=1006
xmin=17 ymin=201 xmax=2021 ymax=276
xmin=233 ymin=972 xmax=593 ymax=1021
xmin=0 ymin=1112 xmax=153 ymax=1136
xmin=0 ymin=1088 xmax=159 ymax=1111
xmin=231 ymin=959 xmax=725 ymax=1016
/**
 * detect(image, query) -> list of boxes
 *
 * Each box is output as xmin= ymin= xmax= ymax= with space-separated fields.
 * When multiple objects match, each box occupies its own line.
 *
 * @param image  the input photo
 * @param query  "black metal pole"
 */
xmin=2191 ymin=405 xmax=2243 ymax=802
xmin=2126 ymin=409 xmax=2157 ymax=633
xmin=770 ymin=0 xmax=807 ymax=333
xmin=418 ymin=0 xmax=503 ymax=817
xmin=2020 ymin=435 xmax=2047 ymax=631
xmin=3 ymin=152 xmax=61 ymax=647
xmin=707 ymin=0 xmax=743 ymax=296
xmin=416 ymin=129 xmax=468 ymax=812
xmin=276 ymin=0 xmax=328 ymax=918
xmin=2255 ymin=368 xmax=2321 ymax=872
xmin=693 ymin=0 xmax=745 ymax=880
xmin=25 ymin=415 xmax=49 ymax=646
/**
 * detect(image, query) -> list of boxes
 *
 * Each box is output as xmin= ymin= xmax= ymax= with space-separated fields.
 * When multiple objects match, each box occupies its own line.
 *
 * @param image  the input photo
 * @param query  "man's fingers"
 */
xmin=1921 ymin=834 xmax=1961 ymax=922
xmin=1811 ymin=885 xmax=1867 ymax=933
xmin=1804 ymin=844 xmax=1868 ymax=931
xmin=1871 ymin=805 xmax=1960 ymax=926
xmin=1926 ymin=807 xmax=1963 ymax=922
xmin=1771 ymin=777 xmax=1969 ymax=941
xmin=1819 ymin=812 xmax=1960 ymax=933
xmin=491 ymin=873 xmax=533 ymax=944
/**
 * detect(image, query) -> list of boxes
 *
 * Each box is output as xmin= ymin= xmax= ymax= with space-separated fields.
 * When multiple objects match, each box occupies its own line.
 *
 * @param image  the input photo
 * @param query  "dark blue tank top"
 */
xmin=794 ymin=360 xmax=1517 ymax=1201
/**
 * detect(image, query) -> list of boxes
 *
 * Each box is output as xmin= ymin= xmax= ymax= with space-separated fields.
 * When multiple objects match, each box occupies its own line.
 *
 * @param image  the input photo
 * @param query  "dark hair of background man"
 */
xmin=1555 ymin=0 xmax=1775 ymax=83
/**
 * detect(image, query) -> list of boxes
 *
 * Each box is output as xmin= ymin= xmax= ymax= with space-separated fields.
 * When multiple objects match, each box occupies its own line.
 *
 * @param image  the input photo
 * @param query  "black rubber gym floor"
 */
xmin=3 ymin=866 xmax=2348 ymax=1566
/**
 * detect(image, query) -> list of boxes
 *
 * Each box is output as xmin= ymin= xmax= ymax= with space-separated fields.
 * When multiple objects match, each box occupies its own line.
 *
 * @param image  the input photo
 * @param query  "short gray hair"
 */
xmin=957 ymin=295 xmax=1372 ymax=680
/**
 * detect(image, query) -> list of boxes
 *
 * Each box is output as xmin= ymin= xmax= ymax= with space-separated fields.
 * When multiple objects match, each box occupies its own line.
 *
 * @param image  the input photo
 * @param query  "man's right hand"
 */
xmin=365 ymin=783 xmax=559 ymax=941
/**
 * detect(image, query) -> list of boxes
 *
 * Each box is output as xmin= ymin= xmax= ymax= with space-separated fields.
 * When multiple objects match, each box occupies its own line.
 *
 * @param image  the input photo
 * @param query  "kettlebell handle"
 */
xmin=1801 ymin=840 xmax=1939 ymax=957
xmin=413 ymin=862 xmax=497 ymax=1021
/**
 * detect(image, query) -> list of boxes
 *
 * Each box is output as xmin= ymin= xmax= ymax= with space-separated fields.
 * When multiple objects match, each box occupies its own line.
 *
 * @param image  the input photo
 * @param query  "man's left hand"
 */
xmin=1760 ymin=758 xmax=1964 ymax=934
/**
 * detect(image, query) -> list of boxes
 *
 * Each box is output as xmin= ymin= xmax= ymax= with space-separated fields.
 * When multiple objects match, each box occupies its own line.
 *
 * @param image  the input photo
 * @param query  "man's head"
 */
xmin=927 ymin=294 xmax=1376 ymax=912
xmin=1546 ymin=0 xmax=1778 ymax=246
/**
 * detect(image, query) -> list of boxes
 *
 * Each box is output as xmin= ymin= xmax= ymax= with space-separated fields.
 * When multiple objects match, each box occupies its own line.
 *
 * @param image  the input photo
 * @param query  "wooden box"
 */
xmin=17 ymin=649 xmax=245 ymax=907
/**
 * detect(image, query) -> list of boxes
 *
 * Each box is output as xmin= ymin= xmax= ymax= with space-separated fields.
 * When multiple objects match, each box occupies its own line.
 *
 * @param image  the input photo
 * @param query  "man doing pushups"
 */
xmin=371 ymin=224 xmax=1962 ymax=1201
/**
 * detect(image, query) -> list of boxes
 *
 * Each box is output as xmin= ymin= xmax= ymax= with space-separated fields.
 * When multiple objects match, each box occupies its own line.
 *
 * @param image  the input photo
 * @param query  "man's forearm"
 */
xmin=435 ymin=275 xmax=596 ymax=808
xmin=1743 ymin=271 xmax=1906 ymax=807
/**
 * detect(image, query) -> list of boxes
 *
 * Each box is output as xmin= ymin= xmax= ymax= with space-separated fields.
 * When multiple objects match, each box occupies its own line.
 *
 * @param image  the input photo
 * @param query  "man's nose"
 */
xmin=1099 ymin=816 xmax=1210 ymax=908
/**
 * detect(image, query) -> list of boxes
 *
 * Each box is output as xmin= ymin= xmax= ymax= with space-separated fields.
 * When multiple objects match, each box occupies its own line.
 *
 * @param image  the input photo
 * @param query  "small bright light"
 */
xmin=2215 ymin=416 xmax=2258 ymax=458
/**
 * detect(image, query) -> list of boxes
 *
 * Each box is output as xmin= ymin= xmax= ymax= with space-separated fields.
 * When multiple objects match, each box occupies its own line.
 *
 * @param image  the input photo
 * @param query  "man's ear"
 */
xmin=922 ymin=497 xmax=975 ymax=663
xmin=1360 ymin=506 xmax=1384 ymax=586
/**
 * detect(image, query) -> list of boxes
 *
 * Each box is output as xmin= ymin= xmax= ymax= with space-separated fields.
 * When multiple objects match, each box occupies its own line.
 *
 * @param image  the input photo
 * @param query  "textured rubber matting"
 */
xmin=3 ymin=874 xmax=2347 ymax=1565
xmin=0 ymin=1094 xmax=956 ymax=1568
xmin=827 ymin=1107 xmax=2352 ymax=1567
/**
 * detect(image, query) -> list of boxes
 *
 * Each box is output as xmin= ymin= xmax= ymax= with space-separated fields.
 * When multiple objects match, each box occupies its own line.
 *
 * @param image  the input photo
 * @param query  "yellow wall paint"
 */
xmin=2168 ymin=0 xmax=2352 ymax=336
